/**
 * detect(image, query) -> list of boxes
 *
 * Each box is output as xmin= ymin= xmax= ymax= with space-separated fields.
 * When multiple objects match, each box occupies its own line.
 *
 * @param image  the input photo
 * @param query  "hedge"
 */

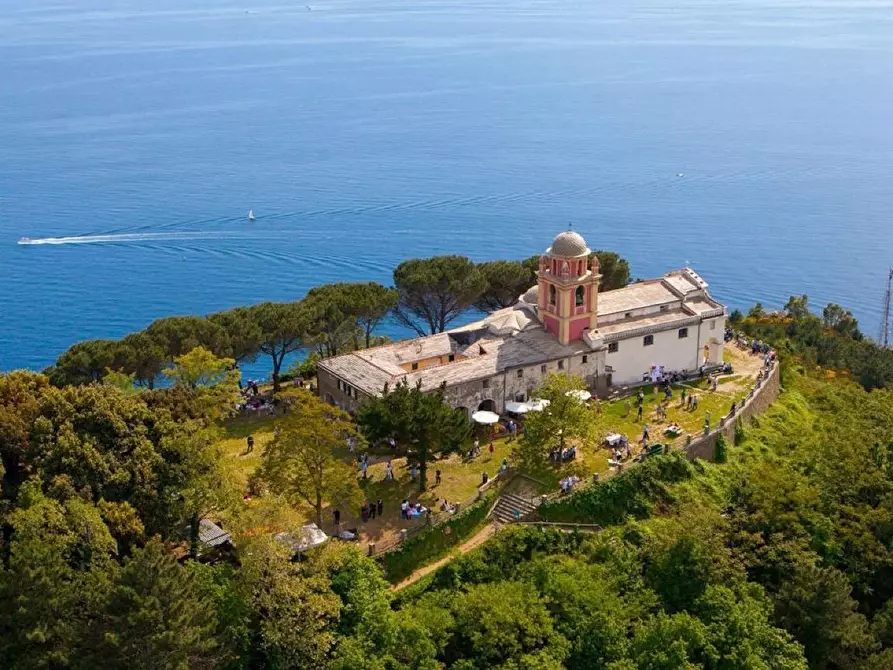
xmin=380 ymin=490 xmax=496 ymax=583
xmin=538 ymin=452 xmax=697 ymax=525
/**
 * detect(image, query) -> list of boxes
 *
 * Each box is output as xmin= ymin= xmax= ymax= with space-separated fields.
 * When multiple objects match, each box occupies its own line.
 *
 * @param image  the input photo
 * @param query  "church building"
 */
xmin=317 ymin=230 xmax=726 ymax=417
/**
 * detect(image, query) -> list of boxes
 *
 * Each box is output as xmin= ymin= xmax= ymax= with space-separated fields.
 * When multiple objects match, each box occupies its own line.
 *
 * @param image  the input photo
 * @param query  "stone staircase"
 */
xmin=491 ymin=492 xmax=541 ymax=524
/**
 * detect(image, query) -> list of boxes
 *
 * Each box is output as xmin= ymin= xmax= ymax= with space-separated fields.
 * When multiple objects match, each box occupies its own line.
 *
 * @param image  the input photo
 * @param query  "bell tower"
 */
xmin=537 ymin=231 xmax=601 ymax=345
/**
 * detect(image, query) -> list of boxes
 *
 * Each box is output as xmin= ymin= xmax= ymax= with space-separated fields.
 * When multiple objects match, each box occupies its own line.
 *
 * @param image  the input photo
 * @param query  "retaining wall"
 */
xmin=684 ymin=361 xmax=780 ymax=462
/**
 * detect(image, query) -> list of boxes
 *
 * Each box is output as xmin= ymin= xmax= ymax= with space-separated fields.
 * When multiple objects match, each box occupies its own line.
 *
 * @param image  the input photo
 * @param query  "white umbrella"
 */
xmin=566 ymin=389 xmax=592 ymax=402
xmin=526 ymin=399 xmax=551 ymax=412
xmin=504 ymin=401 xmax=531 ymax=414
xmin=471 ymin=410 xmax=500 ymax=425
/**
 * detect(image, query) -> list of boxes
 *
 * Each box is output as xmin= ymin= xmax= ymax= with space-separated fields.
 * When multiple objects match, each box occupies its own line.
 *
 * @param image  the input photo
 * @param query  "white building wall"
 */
xmin=605 ymin=324 xmax=704 ymax=386
xmin=698 ymin=315 xmax=727 ymax=365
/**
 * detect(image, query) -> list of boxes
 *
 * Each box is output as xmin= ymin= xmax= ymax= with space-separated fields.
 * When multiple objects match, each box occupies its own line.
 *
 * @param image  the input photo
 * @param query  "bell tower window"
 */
xmin=575 ymin=286 xmax=584 ymax=306
xmin=549 ymin=285 xmax=556 ymax=305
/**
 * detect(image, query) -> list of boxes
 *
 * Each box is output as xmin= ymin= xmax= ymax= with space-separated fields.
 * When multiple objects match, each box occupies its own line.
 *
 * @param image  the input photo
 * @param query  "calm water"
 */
xmin=2 ymin=0 xmax=892 ymax=376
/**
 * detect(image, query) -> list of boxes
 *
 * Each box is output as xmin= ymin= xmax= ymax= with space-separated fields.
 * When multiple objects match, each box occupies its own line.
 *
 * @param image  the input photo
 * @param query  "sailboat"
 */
xmin=248 ymin=210 xmax=255 ymax=222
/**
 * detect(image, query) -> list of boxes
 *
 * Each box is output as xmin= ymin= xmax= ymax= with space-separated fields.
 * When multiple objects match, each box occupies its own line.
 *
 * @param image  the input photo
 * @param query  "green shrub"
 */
xmin=714 ymin=434 xmax=727 ymax=464
xmin=381 ymin=491 xmax=496 ymax=583
xmin=538 ymin=452 xmax=695 ymax=525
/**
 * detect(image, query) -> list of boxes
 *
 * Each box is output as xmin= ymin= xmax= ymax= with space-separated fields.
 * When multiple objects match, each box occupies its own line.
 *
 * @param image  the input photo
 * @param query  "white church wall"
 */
xmin=605 ymin=325 xmax=704 ymax=386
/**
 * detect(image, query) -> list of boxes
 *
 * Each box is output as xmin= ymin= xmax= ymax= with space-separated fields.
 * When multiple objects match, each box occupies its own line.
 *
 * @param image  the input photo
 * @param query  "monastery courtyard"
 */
xmin=218 ymin=344 xmax=762 ymax=550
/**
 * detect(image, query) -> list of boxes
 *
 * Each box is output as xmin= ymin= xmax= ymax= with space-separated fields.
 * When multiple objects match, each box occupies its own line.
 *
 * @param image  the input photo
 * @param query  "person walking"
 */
xmin=385 ymin=461 xmax=394 ymax=481
xmin=246 ymin=435 xmax=255 ymax=454
xmin=681 ymin=388 xmax=687 ymax=407
xmin=624 ymin=400 xmax=631 ymax=416
xmin=636 ymin=404 xmax=643 ymax=421
xmin=369 ymin=501 xmax=376 ymax=520
xmin=376 ymin=499 xmax=383 ymax=517
xmin=435 ymin=469 xmax=442 ymax=486
xmin=333 ymin=508 xmax=340 ymax=531
xmin=360 ymin=458 xmax=368 ymax=480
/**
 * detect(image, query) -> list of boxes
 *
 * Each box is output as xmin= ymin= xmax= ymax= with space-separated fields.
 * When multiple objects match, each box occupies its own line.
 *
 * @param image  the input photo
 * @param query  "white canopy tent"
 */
xmin=275 ymin=523 xmax=329 ymax=554
xmin=526 ymin=399 xmax=551 ymax=412
xmin=471 ymin=410 xmax=500 ymax=425
xmin=566 ymin=389 xmax=592 ymax=402
xmin=504 ymin=401 xmax=532 ymax=414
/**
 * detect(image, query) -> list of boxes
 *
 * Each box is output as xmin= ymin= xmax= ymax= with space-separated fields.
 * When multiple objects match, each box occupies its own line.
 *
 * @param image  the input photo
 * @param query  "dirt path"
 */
xmin=392 ymin=522 xmax=497 ymax=591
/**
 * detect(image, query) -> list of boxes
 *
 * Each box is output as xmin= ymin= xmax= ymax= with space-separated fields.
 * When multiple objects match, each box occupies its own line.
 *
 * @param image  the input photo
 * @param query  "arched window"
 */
xmin=549 ymin=285 xmax=556 ymax=305
xmin=575 ymin=286 xmax=585 ymax=306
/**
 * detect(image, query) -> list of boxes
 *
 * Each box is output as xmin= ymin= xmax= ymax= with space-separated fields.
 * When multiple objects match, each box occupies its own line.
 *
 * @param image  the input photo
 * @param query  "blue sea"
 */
xmin=2 ymin=0 xmax=892 ymax=377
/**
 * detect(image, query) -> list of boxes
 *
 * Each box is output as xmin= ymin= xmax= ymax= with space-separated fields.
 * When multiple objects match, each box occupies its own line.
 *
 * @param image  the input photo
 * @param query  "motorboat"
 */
xmin=18 ymin=237 xmax=32 ymax=244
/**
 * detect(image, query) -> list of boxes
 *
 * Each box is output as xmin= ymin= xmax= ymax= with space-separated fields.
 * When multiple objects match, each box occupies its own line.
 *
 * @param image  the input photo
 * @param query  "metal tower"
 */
xmin=880 ymin=267 xmax=893 ymax=348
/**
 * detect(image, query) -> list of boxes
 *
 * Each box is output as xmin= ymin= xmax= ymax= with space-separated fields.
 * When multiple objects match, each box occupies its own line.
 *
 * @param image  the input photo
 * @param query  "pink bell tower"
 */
xmin=537 ymin=230 xmax=601 ymax=345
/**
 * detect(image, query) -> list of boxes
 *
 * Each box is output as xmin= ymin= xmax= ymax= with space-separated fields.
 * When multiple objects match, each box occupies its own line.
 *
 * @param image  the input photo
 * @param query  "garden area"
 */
xmin=216 ymin=346 xmax=764 ymax=558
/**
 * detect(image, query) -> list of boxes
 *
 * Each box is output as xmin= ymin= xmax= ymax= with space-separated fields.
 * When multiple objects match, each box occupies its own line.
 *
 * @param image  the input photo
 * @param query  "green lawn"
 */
xmin=216 ymin=367 xmax=756 ymax=540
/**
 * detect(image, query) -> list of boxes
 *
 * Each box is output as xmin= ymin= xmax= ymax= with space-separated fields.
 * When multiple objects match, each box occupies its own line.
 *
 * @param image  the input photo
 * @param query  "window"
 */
xmin=448 ymin=354 xmax=455 ymax=362
xmin=558 ymin=360 xmax=565 ymax=370
xmin=678 ymin=327 xmax=689 ymax=339
xmin=582 ymin=355 xmax=588 ymax=364
xmin=337 ymin=380 xmax=343 ymax=391
xmin=660 ymin=305 xmax=668 ymax=312
xmin=624 ymin=312 xmax=632 ymax=319
xmin=710 ymin=320 xmax=716 ymax=330
xmin=643 ymin=335 xmax=654 ymax=346
xmin=540 ymin=364 xmax=547 ymax=374
xmin=411 ymin=362 xmax=419 ymax=371
xmin=515 ymin=393 xmax=525 ymax=402
xmin=517 ymin=369 xmax=524 ymax=379
xmin=608 ymin=342 xmax=618 ymax=353
xmin=575 ymin=286 xmax=585 ymax=306
xmin=482 ymin=379 xmax=490 ymax=389
xmin=549 ymin=284 xmax=556 ymax=305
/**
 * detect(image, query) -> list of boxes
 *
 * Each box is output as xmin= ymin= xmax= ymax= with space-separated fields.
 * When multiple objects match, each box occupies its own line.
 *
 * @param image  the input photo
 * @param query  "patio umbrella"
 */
xmin=504 ymin=400 xmax=531 ymax=414
xmin=526 ymin=399 xmax=551 ymax=412
xmin=471 ymin=410 xmax=500 ymax=424
xmin=566 ymin=389 xmax=592 ymax=402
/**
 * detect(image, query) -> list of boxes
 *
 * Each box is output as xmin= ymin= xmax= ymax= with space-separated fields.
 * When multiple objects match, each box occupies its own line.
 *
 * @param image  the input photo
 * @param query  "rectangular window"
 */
xmin=411 ymin=362 xmax=419 ymax=371
xmin=624 ymin=312 xmax=632 ymax=319
xmin=558 ymin=360 xmax=565 ymax=370
xmin=582 ymin=355 xmax=588 ymax=364
xmin=660 ymin=305 xmax=668 ymax=312
xmin=541 ymin=364 xmax=547 ymax=374
xmin=644 ymin=335 xmax=654 ymax=346
xmin=517 ymin=369 xmax=524 ymax=379
xmin=482 ymin=379 xmax=490 ymax=389
xmin=678 ymin=327 xmax=689 ymax=339
xmin=515 ymin=393 xmax=525 ymax=402
xmin=448 ymin=354 xmax=455 ymax=362
xmin=608 ymin=342 xmax=618 ymax=353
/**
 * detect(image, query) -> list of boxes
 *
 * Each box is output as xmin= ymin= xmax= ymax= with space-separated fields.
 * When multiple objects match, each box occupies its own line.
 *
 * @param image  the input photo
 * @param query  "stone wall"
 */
xmin=684 ymin=361 xmax=780 ymax=462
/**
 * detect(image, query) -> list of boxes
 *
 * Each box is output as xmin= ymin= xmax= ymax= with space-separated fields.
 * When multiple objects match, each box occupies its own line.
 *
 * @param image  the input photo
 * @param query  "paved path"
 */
xmin=392 ymin=523 xmax=497 ymax=591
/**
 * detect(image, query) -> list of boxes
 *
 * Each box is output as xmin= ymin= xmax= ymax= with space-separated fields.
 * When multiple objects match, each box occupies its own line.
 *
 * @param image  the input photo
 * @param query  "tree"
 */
xmin=47 ymin=339 xmax=118 ymax=386
xmin=0 ymin=485 xmax=118 ymax=669
xmin=728 ymin=309 xmax=744 ymax=326
xmin=357 ymin=379 xmax=471 ymax=492
xmin=748 ymin=302 xmax=765 ymax=319
xmin=444 ymin=581 xmax=570 ymax=668
xmin=591 ymin=250 xmax=630 ymax=291
xmin=303 ymin=285 xmax=361 ymax=358
xmin=145 ymin=315 xmax=230 ymax=359
xmin=209 ymin=306 xmax=264 ymax=364
xmin=517 ymin=373 xmax=599 ymax=466
xmin=251 ymin=301 xmax=310 ymax=393
xmin=259 ymin=391 xmax=362 ymax=525
xmin=475 ymin=260 xmax=535 ymax=311
xmin=236 ymin=536 xmax=341 ymax=669
xmin=117 ymin=332 xmax=167 ymax=388
xmin=163 ymin=346 xmax=235 ymax=389
xmin=392 ymin=256 xmax=487 ymax=335
xmin=784 ymin=295 xmax=810 ymax=321
xmin=341 ymin=282 xmax=398 ymax=349
xmin=83 ymin=539 xmax=224 ymax=670
xmin=102 ymin=369 xmax=140 ymax=395
xmin=822 ymin=303 xmax=861 ymax=339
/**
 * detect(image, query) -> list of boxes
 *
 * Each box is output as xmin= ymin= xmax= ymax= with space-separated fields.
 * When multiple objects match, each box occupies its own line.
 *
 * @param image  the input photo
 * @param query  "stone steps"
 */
xmin=492 ymin=492 xmax=540 ymax=524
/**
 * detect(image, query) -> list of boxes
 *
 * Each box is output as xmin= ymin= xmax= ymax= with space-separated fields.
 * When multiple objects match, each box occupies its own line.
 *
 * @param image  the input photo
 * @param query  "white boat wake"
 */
xmin=18 ymin=232 xmax=233 ymax=245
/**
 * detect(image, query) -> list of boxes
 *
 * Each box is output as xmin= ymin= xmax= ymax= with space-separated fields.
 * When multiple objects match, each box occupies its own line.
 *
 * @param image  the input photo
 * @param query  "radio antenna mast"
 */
xmin=880 ymin=267 xmax=893 ymax=348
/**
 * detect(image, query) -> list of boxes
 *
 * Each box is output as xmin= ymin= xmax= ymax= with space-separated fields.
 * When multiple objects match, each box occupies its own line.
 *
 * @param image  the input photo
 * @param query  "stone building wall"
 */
xmin=684 ymin=361 xmax=780 ymax=462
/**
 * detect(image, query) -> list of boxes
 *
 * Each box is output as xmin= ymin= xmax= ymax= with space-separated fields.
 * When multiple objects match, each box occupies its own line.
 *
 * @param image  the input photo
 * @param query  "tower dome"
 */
xmin=547 ymin=230 xmax=590 ymax=258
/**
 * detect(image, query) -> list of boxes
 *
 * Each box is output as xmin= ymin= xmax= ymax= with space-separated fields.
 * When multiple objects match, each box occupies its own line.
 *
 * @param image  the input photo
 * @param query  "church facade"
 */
xmin=317 ymin=230 xmax=726 ymax=417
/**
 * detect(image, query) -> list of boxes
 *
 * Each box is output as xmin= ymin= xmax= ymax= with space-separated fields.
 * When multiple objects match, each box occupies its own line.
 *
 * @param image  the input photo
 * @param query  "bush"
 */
xmin=381 ymin=491 xmax=496 ymax=583
xmin=715 ymin=434 xmax=727 ymax=464
xmin=538 ymin=452 xmax=696 ymax=525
